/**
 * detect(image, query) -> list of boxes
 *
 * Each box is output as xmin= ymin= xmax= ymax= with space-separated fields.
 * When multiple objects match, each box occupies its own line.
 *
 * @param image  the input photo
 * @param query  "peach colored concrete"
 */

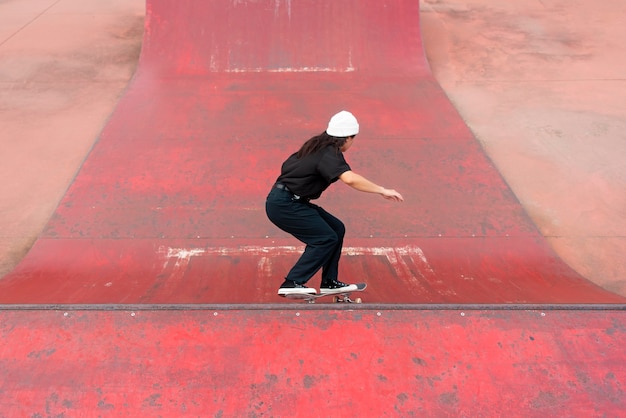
xmin=421 ymin=0 xmax=626 ymax=296
xmin=0 ymin=0 xmax=624 ymax=297
xmin=0 ymin=0 xmax=144 ymax=276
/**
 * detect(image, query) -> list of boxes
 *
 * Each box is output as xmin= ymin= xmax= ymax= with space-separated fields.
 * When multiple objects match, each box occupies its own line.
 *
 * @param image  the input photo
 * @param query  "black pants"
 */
xmin=265 ymin=186 xmax=345 ymax=285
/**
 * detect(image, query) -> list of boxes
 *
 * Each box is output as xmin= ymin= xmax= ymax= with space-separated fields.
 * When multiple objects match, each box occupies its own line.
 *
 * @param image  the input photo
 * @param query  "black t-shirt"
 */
xmin=276 ymin=145 xmax=351 ymax=199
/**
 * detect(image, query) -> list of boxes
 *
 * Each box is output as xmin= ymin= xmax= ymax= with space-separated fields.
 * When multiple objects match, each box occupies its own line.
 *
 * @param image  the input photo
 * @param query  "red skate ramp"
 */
xmin=0 ymin=0 xmax=623 ymax=304
xmin=1 ymin=1 xmax=625 ymax=416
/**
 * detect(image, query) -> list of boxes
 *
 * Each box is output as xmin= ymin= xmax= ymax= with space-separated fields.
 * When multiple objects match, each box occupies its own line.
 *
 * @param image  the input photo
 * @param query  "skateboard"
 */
xmin=284 ymin=283 xmax=367 ymax=304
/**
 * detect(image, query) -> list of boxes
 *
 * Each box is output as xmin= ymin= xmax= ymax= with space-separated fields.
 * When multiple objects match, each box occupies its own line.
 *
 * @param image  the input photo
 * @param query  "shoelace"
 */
xmin=322 ymin=280 xmax=349 ymax=288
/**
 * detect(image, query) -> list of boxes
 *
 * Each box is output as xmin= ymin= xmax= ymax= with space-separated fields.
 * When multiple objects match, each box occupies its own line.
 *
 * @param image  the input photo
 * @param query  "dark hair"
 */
xmin=296 ymin=132 xmax=349 ymax=158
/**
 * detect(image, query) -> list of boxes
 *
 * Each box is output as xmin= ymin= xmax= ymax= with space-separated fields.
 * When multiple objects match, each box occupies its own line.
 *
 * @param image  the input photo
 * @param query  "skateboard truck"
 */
xmin=328 ymin=293 xmax=362 ymax=304
xmin=284 ymin=283 xmax=366 ymax=304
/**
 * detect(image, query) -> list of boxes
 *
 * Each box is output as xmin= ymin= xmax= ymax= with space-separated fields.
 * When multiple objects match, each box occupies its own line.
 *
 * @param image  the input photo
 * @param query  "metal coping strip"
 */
xmin=0 ymin=303 xmax=625 ymax=312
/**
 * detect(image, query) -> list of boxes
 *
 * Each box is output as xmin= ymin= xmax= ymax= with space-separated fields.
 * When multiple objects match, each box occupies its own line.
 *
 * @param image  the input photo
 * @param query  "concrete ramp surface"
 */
xmin=0 ymin=0 xmax=622 ymax=304
xmin=1 ymin=1 xmax=625 ymax=416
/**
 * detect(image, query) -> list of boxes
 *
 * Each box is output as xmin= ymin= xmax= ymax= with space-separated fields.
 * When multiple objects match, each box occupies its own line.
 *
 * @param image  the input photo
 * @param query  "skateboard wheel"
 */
xmin=354 ymin=297 xmax=362 ymax=304
xmin=333 ymin=296 xmax=340 ymax=303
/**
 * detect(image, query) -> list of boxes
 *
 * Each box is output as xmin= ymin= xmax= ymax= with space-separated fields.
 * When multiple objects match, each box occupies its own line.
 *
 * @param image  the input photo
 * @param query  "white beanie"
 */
xmin=326 ymin=110 xmax=359 ymax=137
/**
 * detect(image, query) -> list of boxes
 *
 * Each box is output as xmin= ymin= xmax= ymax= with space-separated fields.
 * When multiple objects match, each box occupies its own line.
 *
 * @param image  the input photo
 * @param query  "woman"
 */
xmin=266 ymin=111 xmax=404 ymax=296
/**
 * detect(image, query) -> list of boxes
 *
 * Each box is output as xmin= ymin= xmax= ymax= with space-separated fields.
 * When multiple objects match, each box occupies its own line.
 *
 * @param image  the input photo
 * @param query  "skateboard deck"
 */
xmin=284 ymin=283 xmax=366 ymax=304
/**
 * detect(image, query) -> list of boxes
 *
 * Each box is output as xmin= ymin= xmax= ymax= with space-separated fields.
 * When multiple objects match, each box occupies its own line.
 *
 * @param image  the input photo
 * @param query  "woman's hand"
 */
xmin=381 ymin=188 xmax=404 ymax=202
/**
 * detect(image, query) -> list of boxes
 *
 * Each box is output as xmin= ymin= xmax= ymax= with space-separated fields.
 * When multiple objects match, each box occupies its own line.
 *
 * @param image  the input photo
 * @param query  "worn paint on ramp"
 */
xmin=0 ymin=0 xmax=622 ymax=304
xmin=0 ymin=308 xmax=624 ymax=416
xmin=1 ymin=1 xmax=625 ymax=415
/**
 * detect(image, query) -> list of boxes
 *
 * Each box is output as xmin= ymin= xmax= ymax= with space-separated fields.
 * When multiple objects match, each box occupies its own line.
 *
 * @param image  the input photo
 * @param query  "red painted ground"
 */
xmin=0 ymin=1 xmax=625 ymax=415
xmin=0 ymin=0 xmax=622 ymax=305
xmin=1 ymin=308 xmax=624 ymax=416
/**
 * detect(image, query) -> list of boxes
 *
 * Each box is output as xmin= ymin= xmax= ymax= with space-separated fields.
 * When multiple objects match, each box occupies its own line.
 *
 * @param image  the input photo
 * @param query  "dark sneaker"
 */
xmin=320 ymin=279 xmax=358 ymax=295
xmin=277 ymin=280 xmax=317 ymax=296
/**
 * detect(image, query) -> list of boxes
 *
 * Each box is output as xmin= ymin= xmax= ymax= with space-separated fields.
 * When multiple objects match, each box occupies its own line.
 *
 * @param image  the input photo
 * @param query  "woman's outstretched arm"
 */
xmin=339 ymin=170 xmax=404 ymax=202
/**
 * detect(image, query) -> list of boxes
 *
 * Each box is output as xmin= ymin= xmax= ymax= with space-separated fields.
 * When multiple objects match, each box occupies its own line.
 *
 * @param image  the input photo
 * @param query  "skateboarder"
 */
xmin=266 ymin=110 xmax=404 ymax=296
